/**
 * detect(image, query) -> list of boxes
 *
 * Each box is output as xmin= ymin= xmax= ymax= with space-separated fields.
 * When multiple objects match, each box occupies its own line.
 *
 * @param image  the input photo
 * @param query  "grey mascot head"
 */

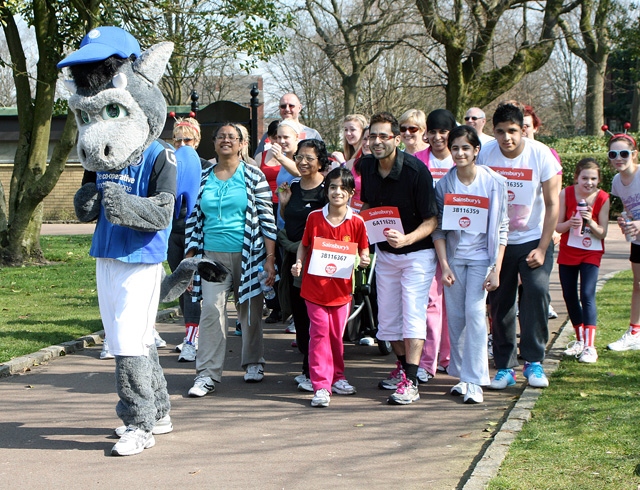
xmin=59 ymin=26 xmax=174 ymax=172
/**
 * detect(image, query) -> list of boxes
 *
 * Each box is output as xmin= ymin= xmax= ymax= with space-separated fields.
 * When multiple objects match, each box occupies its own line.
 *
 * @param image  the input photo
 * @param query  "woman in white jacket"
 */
xmin=432 ymin=125 xmax=509 ymax=404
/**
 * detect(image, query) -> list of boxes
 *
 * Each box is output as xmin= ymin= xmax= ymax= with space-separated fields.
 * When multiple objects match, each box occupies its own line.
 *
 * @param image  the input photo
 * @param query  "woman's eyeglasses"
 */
xmin=294 ymin=155 xmax=317 ymax=163
xmin=215 ymin=135 xmax=239 ymax=142
xmin=174 ymin=138 xmax=193 ymax=144
xmin=400 ymin=126 xmax=420 ymax=134
xmin=608 ymin=149 xmax=635 ymax=160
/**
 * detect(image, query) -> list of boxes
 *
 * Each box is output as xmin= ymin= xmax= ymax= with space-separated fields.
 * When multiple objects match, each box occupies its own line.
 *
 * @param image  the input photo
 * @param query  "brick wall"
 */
xmin=0 ymin=164 xmax=85 ymax=221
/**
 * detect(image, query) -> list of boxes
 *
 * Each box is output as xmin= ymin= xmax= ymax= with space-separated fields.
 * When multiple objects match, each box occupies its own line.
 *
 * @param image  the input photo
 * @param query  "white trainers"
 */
xmin=388 ymin=377 xmax=420 ymax=405
xmin=311 ymin=388 xmax=331 ymax=407
xmin=284 ymin=321 xmax=296 ymax=334
xmin=331 ymin=379 xmax=356 ymax=395
xmin=523 ymin=362 xmax=549 ymax=388
xmin=488 ymin=369 xmax=516 ymax=390
xmin=294 ymin=373 xmax=308 ymax=384
xmin=464 ymin=383 xmax=483 ymax=404
xmin=379 ymin=361 xmax=404 ymax=390
xmin=564 ymin=340 xmax=585 ymax=357
xmin=153 ymin=329 xmax=167 ymax=348
xmin=579 ymin=346 xmax=598 ymax=363
xmin=244 ymin=364 xmax=264 ymax=383
xmin=298 ymin=378 xmax=313 ymax=392
xmin=178 ymin=342 xmax=196 ymax=362
xmin=417 ymin=367 xmax=434 ymax=384
xmin=100 ymin=338 xmax=114 ymax=360
xmin=548 ymin=305 xmax=558 ymax=319
xmin=188 ymin=376 xmax=215 ymax=397
xmin=358 ymin=336 xmax=375 ymax=346
xmin=115 ymin=414 xmax=173 ymax=437
xmin=608 ymin=328 xmax=640 ymax=351
xmin=450 ymin=382 xmax=467 ymax=396
xmin=111 ymin=427 xmax=155 ymax=456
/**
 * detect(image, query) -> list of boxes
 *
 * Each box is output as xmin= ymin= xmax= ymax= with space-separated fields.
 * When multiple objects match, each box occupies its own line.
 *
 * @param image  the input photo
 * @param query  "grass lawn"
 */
xmin=0 ymin=235 xmax=176 ymax=364
xmin=489 ymin=270 xmax=640 ymax=490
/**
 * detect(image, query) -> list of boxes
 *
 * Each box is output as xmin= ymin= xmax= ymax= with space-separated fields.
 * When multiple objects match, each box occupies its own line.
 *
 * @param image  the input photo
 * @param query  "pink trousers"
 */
xmin=306 ymin=301 xmax=351 ymax=392
xmin=420 ymin=263 xmax=451 ymax=375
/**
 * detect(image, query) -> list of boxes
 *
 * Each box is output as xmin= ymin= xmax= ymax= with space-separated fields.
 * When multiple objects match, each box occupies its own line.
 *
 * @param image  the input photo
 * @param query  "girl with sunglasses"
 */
xmin=556 ymin=158 xmax=609 ymax=363
xmin=607 ymin=133 xmax=640 ymax=351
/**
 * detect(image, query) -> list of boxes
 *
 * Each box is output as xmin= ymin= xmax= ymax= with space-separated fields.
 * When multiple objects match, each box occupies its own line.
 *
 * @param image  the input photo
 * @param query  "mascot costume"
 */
xmin=58 ymin=26 xmax=220 ymax=456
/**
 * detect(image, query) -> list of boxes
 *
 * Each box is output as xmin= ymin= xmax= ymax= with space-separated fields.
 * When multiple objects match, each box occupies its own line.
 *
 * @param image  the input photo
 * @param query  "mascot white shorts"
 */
xmin=96 ymin=258 xmax=163 ymax=357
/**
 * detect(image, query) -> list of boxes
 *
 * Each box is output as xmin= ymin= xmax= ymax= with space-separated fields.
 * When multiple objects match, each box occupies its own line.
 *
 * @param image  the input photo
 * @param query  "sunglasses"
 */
xmin=280 ymin=104 xmax=296 ymax=109
xmin=174 ymin=138 xmax=193 ymax=144
xmin=400 ymin=126 xmax=420 ymax=134
xmin=608 ymin=149 xmax=635 ymax=160
xmin=464 ymin=116 xmax=483 ymax=121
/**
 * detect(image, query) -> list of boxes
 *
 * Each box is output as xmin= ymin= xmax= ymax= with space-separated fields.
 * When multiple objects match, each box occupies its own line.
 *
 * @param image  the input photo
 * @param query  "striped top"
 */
xmin=185 ymin=162 xmax=278 ymax=303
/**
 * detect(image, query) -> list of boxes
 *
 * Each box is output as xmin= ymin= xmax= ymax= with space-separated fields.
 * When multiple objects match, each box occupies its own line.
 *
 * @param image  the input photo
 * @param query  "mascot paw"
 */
xmin=198 ymin=258 xmax=229 ymax=283
xmin=159 ymin=258 xmax=228 ymax=303
xmin=102 ymin=181 xmax=127 ymax=224
xmin=160 ymin=257 xmax=200 ymax=303
xmin=74 ymin=182 xmax=101 ymax=222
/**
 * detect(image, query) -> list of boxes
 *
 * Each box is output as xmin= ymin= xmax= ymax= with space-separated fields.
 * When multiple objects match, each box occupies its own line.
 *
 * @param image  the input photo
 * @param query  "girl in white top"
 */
xmin=432 ymin=125 xmax=509 ymax=404
xmin=607 ymin=133 xmax=640 ymax=351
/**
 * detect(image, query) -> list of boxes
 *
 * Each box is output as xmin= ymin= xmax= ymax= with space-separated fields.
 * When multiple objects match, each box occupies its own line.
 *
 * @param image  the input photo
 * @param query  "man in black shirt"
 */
xmin=360 ymin=112 xmax=438 ymax=405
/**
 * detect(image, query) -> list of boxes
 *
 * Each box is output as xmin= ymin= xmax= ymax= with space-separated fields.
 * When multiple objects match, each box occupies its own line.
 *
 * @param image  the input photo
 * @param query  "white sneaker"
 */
xmin=464 ymin=384 xmax=483 ymax=404
xmin=153 ymin=329 xmax=167 ymax=348
xmin=115 ymin=414 xmax=173 ymax=437
xmin=358 ymin=336 xmax=375 ymax=346
xmin=297 ymin=379 xmax=313 ymax=392
xmin=188 ymin=376 xmax=215 ymax=397
xmin=608 ymin=328 xmax=640 ymax=351
xmin=450 ymin=382 xmax=467 ymax=396
xmin=244 ymin=364 xmax=264 ymax=383
xmin=564 ymin=340 xmax=585 ymax=357
xmin=388 ymin=377 xmax=420 ymax=405
xmin=100 ymin=339 xmax=114 ymax=360
xmin=523 ymin=362 xmax=549 ymax=388
xmin=178 ymin=342 xmax=196 ymax=362
xmin=294 ymin=373 xmax=308 ymax=384
xmin=579 ymin=346 xmax=598 ymax=363
xmin=417 ymin=367 xmax=434 ymax=384
xmin=285 ymin=321 xmax=296 ymax=334
xmin=332 ymin=379 xmax=356 ymax=395
xmin=548 ymin=305 xmax=558 ymax=319
xmin=175 ymin=337 xmax=198 ymax=353
xmin=111 ymin=427 xmax=155 ymax=456
xmin=379 ymin=362 xmax=404 ymax=390
xmin=311 ymin=388 xmax=331 ymax=407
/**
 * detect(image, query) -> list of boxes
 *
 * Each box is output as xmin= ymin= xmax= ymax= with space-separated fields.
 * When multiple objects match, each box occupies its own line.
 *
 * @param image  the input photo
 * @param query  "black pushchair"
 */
xmin=344 ymin=253 xmax=392 ymax=355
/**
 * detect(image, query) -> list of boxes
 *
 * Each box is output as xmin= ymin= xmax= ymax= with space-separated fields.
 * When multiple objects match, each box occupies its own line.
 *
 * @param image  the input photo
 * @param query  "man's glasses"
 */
xmin=294 ymin=155 xmax=317 ymax=163
xmin=280 ymin=104 xmax=296 ymax=109
xmin=367 ymin=133 xmax=395 ymax=141
xmin=464 ymin=116 xmax=483 ymax=121
xmin=608 ymin=149 xmax=635 ymax=160
xmin=174 ymin=138 xmax=193 ymax=144
xmin=400 ymin=126 xmax=420 ymax=134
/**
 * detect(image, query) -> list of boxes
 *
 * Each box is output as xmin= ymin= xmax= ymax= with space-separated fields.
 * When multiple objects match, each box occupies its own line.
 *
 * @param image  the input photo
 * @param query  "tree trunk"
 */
xmin=342 ymin=73 xmax=360 ymax=116
xmin=585 ymin=59 xmax=607 ymax=135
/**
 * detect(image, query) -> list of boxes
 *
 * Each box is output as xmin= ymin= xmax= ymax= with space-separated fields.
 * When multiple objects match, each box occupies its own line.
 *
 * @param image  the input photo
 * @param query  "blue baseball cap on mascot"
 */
xmin=57 ymin=26 xmax=141 ymax=68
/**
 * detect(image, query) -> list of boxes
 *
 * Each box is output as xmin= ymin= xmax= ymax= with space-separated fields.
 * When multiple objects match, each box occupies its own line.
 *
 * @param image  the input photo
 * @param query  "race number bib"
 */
xmin=442 ymin=194 xmax=489 ymax=233
xmin=567 ymin=227 xmax=603 ymax=251
xmin=429 ymin=167 xmax=449 ymax=184
xmin=308 ymin=237 xmax=357 ymax=279
xmin=360 ymin=206 xmax=405 ymax=244
xmin=489 ymin=167 xmax=534 ymax=205
xmin=350 ymin=198 xmax=364 ymax=213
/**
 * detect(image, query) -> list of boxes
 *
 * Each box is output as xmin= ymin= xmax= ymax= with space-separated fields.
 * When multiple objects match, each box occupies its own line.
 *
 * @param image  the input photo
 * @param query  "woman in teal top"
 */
xmin=185 ymin=123 xmax=278 ymax=396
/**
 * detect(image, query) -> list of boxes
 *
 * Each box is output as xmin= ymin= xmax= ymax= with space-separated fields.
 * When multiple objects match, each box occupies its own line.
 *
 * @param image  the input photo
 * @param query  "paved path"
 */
xmin=0 ymin=223 xmax=630 ymax=489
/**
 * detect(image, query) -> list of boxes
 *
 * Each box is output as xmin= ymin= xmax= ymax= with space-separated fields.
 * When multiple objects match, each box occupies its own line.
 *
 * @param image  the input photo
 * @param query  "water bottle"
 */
xmin=574 ymin=199 xmax=588 ymax=236
xmin=622 ymin=212 xmax=636 ymax=242
xmin=257 ymin=265 xmax=275 ymax=299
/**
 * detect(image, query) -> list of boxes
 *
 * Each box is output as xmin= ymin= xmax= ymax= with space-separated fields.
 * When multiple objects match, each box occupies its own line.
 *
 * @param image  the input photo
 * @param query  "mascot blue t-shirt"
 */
xmin=90 ymin=140 xmax=176 ymax=263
